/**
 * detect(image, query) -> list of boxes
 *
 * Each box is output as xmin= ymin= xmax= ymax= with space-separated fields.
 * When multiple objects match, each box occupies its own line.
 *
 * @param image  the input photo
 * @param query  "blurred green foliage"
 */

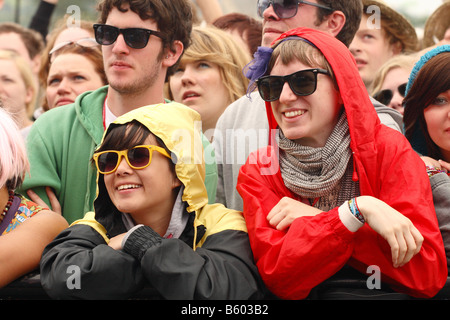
xmin=0 ymin=0 xmax=99 ymax=28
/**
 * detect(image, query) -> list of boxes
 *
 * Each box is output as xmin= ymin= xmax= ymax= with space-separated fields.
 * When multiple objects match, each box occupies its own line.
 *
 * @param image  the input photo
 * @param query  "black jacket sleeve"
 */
xmin=29 ymin=1 xmax=56 ymax=41
xmin=123 ymin=225 xmax=265 ymax=300
xmin=40 ymin=225 xmax=145 ymax=300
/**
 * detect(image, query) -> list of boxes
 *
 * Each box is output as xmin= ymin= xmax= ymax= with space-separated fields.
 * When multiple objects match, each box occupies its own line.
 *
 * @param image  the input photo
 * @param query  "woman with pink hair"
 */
xmin=0 ymin=107 xmax=67 ymax=287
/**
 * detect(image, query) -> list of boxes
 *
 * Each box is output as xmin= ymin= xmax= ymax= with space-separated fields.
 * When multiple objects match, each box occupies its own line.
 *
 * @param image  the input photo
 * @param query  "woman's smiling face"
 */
xmin=103 ymin=133 xmax=181 ymax=225
xmin=269 ymin=59 xmax=343 ymax=148
xmin=424 ymin=90 xmax=450 ymax=161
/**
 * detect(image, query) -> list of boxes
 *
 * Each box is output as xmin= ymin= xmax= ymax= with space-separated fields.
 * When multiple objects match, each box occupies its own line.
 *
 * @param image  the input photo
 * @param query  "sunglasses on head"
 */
xmin=372 ymin=83 xmax=407 ymax=106
xmin=256 ymin=68 xmax=329 ymax=102
xmin=93 ymin=24 xmax=165 ymax=49
xmin=49 ymin=38 xmax=99 ymax=60
xmin=257 ymin=0 xmax=333 ymax=19
xmin=93 ymin=145 xmax=171 ymax=175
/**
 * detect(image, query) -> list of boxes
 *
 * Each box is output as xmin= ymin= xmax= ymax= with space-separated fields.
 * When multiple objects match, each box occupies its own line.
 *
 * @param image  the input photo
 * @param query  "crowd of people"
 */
xmin=0 ymin=0 xmax=449 ymax=300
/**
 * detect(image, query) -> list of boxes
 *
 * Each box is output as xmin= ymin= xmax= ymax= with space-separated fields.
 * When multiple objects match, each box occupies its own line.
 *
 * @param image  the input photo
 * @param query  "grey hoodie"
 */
xmin=430 ymin=173 xmax=450 ymax=268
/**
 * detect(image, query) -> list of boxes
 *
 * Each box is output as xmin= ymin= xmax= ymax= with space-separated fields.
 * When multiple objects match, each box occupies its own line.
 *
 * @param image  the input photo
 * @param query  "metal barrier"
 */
xmin=1 ymin=270 xmax=448 ymax=300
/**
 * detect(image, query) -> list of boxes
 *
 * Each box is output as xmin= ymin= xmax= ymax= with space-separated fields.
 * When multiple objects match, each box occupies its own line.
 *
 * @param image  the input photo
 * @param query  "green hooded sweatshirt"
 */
xmin=19 ymin=86 xmax=217 ymax=224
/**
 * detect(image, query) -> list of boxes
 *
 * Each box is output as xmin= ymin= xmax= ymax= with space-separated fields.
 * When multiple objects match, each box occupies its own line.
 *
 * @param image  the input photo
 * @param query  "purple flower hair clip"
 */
xmin=242 ymin=36 xmax=317 ymax=98
xmin=243 ymin=46 xmax=273 ymax=98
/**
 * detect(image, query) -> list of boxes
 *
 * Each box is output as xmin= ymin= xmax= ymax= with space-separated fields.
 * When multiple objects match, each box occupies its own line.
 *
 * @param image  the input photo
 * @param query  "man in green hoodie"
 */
xmin=19 ymin=0 xmax=217 ymax=224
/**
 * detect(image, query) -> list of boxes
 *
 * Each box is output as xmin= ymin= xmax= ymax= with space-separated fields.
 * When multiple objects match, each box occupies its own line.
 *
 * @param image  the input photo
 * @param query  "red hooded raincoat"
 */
xmin=237 ymin=28 xmax=447 ymax=299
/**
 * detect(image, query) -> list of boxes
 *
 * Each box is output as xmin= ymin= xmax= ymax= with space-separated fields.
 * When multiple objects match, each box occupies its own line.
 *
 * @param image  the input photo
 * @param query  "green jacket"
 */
xmin=40 ymin=103 xmax=264 ymax=300
xmin=19 ymin=87 xmax=217 ymax=224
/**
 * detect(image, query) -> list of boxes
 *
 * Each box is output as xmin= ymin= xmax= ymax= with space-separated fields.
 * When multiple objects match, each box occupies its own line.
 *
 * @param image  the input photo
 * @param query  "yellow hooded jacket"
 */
xmin=40 ymin=103 xmax=265 ymax=300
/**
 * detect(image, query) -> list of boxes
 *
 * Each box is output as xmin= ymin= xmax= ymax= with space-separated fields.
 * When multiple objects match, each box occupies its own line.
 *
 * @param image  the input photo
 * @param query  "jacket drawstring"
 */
xmin=192 ymin=213 xmax=198 ymax=251
xmin=352 ymin=152 xmax=359 ymax=182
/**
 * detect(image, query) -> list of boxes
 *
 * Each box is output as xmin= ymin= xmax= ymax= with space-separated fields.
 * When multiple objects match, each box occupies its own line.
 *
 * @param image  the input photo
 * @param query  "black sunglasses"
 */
xmin=257 ymin=0 xmax=333 ymax=19
xmin=256 ymin=68 xmax=329 ymax=102
xmin=373 ymin=83 xmax=407 ymax=106
xmin=93 ymin=24 xmax=165 ymax=49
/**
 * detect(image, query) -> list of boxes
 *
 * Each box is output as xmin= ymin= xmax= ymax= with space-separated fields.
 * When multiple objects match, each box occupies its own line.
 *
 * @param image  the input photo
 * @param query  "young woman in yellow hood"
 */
xmin=40 ymin=102 xmax=265 ymax=300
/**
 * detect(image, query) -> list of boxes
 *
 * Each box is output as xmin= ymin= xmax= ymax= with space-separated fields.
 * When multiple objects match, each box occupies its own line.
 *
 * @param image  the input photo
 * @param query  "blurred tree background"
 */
xmin=0 ymin=0 xmax=98 ymax=27
xmin=0 ymin=0 xmax=443 ymax=37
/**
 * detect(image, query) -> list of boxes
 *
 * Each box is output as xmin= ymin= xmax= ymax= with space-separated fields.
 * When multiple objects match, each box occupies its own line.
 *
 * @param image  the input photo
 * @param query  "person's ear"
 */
xmin=169 ymin=154 xmax=182 ymax=189
xmin=338 ymin=92 xmax=344 ymax=105
xmin=172 ymin=176 xmax=182 ymax=189
xmin=30 ymin=53 xmax=41 ymax=76
xmin=163 ymin=40 xmax=184 ymax=68
xmin=323 ymin=10 xmax=346 ymax=38
xmin=389 ymin=40 xmax=403 ymax=56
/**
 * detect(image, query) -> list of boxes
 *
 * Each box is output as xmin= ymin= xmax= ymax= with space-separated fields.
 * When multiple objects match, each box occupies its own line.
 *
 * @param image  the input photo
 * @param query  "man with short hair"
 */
xmin=259 ymin=0 xmax=361 ymax=47
xmin=213 ymin=0 xmax=403 ymax=211
xmin=0 ymin=22 xmax=44 ymax=90
xmin=350 ymin=0 xmax=419 ymax=88
xmin=20 ymin=0 xmax=217 ymax=223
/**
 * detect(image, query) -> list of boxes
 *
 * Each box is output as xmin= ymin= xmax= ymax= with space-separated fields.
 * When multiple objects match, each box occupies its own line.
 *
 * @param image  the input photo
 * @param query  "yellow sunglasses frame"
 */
xmin=93 ymin=145 xmax=171 ymax=174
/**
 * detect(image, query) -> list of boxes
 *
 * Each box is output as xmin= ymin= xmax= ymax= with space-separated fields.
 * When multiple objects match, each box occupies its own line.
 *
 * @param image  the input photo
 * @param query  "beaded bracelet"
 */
xmin=426 ymin=165 xmax=448 ymax=178
xmin=348 ymin=198 xmax=365 ymax=224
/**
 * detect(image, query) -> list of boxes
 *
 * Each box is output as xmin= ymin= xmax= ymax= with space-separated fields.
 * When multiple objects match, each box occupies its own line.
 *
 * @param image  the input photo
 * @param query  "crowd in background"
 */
xmin=0 ymin=0 xmax=449 ymax=301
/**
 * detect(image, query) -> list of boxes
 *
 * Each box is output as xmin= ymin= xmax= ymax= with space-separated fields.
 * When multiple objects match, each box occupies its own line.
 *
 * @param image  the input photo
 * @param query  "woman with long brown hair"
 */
xmin=403 ymin=45 xmax=450 ymax=271
xmin=403 ymin=46 xmax=450 ymax=165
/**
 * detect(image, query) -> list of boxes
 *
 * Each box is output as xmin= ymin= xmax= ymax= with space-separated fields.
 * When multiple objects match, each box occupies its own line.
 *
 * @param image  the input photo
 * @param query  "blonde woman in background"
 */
xmin=0 ymin=50 xmax=37 ymax=139
xmin=166 ymin=26 xmax=251 ymax=140
xmin=370 ymin=54 xmax=417 ymax=115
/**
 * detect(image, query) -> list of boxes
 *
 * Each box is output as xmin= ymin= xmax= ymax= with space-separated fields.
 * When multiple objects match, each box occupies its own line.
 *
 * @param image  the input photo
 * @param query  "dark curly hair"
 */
xmin=96 ymin=0 xmax=193 ymax=76
xmin=316 ymin=0 xmax=363 ymax=47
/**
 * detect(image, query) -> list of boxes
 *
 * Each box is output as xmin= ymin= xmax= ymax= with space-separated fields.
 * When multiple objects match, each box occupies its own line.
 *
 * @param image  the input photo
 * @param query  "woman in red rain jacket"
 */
xmin=237 ymin=27 xmax=447 ymax=300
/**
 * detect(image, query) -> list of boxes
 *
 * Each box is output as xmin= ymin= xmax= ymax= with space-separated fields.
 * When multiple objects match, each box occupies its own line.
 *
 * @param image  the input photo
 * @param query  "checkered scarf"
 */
xmin=278 ymin=111 xmax=355 ymax=206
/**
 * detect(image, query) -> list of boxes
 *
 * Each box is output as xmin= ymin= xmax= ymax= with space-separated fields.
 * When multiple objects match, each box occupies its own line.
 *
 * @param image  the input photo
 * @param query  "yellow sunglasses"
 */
xmin=93 ymin=145 xmax=171 ymax=174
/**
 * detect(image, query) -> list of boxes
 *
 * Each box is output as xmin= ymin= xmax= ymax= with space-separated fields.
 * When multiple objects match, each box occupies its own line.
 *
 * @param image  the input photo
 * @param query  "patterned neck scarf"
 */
xmin=278 ymin=111 xmax=352 ymax=201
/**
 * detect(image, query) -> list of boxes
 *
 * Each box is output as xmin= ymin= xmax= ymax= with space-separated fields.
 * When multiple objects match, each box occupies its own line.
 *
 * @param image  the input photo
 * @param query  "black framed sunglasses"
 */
xmin=257 ymin=0 xmax=333 ymax=19
xmin=93 ymin=145 xmax=171 ymax=175
xmin=256 ymin=68 xmax=329 ymax=102
xmin=372 ymin=83 xmax=407 ymax=106
xmin=93 ymin=24 xmax=165 ymax=49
